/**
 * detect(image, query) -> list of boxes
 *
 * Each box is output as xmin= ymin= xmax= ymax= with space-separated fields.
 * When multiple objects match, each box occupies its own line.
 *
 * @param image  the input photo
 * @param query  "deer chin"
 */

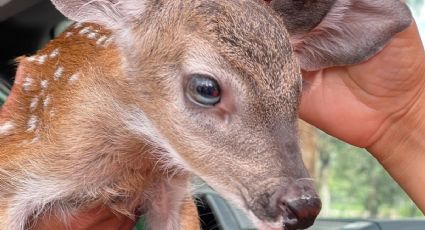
xmin=202 ymin=181 xmax=287 ymax=230
xmin=247 ymin=211 xmax=286 ymax=230
xmin=203 ymin=176 xmax=320 ymax=230
xmin=248 ymin=212 xmax=306 ymax=230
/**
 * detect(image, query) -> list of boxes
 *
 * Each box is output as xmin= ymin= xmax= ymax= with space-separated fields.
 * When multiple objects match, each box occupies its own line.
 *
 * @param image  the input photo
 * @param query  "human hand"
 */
xmin=299 ymin=22 xmax=425 ymax=151
xmin=299 ymin=22 xmax=425 ymax=212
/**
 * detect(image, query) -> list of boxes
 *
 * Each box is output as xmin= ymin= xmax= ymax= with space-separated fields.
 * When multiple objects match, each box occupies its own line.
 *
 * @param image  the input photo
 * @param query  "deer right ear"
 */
xmin=271 ymin=0 xmax=413 ymax=71
xmin=50 ymin=0 xmax=148 ymax=27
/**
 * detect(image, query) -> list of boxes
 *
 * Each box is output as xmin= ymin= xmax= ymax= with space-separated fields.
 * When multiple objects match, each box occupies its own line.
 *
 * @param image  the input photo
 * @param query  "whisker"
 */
xmin=296 ymin=178 xmax=315 ymax=182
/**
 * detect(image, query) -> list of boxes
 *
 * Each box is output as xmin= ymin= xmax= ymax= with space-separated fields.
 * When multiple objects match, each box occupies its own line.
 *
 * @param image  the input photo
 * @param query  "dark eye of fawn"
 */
xmin=186 ymin=74 xmax=221 ymax=107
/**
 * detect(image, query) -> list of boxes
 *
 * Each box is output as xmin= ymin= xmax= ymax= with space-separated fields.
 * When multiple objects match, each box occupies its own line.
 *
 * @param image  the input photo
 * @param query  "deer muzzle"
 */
xmin=252 ymin=179 xmax=321 ymax=230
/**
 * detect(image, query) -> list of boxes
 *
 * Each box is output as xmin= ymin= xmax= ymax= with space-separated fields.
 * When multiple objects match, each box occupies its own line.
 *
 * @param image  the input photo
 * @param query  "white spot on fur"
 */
xmin=96 ymin=36 xmax=108 ymax=45
xmin=22 ymin=77 xmax=33 ymax=91
xmin=27 ymin=115 xmax=38 ymax=132
xmin=104 ymin=37 xmax=114 ymax=46
xmin=79 ymin=27 xmax=92 ymax=35
xmin=54 ymin=66 xmax=64 ymax=81
xmin=65 ymin=32 xmax=73 ymax=38
xmin=27 ymin=56 xmax=37 ymax=62
xmin=36 ymin=55 xmax=48 ymax=65
xmin=0 ymin=121 xmax=14 ymax=135
xmin=27 ymin=55 xmax=48 ymax=65
xmin=30 ymin=97 xmax=40 ymax=112
xmin=40 ymin=80 xmax=49 ymax=90
xmin=68 ymin=72 xmax=80 ymax=83
xmin=87 ymin=32 xmax=98 ymax=39
xmin=49 ymin=48 xmax=60 ymax=58
xmin=74 ymin=22 xmax=83 ymax=29
xmin=43 ymin=95 xmax=51 ymax=108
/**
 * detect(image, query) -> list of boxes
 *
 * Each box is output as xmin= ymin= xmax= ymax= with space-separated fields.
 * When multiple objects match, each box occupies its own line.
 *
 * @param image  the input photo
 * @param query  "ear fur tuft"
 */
xmin=50 ymin=0 xmax=147 ymax=27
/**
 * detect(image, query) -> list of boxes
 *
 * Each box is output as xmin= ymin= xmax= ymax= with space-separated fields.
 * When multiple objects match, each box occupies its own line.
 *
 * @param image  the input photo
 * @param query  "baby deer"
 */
xmin=0 ymin=0 xmax=412 ymax=229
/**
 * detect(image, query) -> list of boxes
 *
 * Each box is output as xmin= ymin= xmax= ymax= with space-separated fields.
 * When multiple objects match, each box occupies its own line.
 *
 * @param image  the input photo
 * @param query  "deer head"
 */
xmin=35 ymin=0 xmax=412 ymax=229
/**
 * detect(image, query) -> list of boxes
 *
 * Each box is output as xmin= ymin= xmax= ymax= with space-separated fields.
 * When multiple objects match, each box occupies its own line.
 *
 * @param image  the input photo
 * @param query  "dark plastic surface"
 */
xmin=0 ymin=0 xmax=43 ymax=22
xmin=196 ymin=185 xmax=425 ymax=230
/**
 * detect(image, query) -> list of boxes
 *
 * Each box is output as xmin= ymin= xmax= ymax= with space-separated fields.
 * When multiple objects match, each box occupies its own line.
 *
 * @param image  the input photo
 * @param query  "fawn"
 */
xmin=0 ymin=0 xmax=412 ymax=229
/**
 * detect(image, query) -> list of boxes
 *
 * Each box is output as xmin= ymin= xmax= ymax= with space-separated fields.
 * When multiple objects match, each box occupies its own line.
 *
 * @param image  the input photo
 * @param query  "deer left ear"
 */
xmin=50 ymin=0 xmax=148 ymax=28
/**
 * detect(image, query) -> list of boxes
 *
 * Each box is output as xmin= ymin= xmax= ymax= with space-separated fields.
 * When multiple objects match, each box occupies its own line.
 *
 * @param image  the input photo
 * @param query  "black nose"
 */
xmin=272 ymin=180 xmax=322 ymax=230
xmin=281 ymin=196 xmax=322 ymax=230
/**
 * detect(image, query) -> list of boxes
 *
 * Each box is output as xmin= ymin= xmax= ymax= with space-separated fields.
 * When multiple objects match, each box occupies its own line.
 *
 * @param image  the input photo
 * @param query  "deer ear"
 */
xmin=271 ymin=0 xmax=413 ymax=71
xmin=50 ymin=0 xmax=147 ymax=27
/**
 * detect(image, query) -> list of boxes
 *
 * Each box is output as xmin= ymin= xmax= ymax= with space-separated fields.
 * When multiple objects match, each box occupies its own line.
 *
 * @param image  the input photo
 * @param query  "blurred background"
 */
xmin=0 ymin=0 xmax=424 ymax=222
xmin=300 ymin=120 xmax=424 ymax=218
xmin=410 ymin=0 xmax=425 ymax=39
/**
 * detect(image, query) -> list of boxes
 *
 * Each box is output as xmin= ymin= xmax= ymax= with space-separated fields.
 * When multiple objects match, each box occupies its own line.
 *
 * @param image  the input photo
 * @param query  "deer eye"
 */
xmin=186 ymin=74 xmax=221 ymax=107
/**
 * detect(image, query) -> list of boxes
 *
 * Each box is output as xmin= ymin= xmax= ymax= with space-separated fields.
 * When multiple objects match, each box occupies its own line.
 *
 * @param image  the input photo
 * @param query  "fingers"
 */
xmin=33 ymin=206 xmax=135 ymax=230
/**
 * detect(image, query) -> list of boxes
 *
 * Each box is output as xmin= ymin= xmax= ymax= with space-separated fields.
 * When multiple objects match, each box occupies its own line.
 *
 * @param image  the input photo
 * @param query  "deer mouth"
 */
xmin=281 ymin=201 xmax=320 ymax=230
xmin=243 ymin=180 xmax=321 ymax=230
xmin=251 ymin=195 xmax=321 ymax=230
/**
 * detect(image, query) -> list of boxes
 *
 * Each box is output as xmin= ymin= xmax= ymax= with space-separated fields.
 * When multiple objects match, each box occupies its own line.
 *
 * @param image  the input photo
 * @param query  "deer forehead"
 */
xmin=186 ymin=1 xmax=300 ymax=104
xmin=204 ymin=2 xmax=293 ymax=59
xmin=124 ymin=0 xmax=299 ymax=95
xmin=207 ymin=1 xmax=295 ymax=76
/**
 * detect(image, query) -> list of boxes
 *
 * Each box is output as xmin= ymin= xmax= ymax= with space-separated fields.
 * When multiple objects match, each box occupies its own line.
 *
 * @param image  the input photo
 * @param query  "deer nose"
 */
xmin=272 ymin=180 xmax=322 ymax=230
xmin=280 ymin=196 xmax=321 ymax=230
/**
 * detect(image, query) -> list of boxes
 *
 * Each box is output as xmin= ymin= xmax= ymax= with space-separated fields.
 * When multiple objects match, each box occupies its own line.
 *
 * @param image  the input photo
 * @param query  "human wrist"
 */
xmin=367 ymin=74 xmax=425 ymax=213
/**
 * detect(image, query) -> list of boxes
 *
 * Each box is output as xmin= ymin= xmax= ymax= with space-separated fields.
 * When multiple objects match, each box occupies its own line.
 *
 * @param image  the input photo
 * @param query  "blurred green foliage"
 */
xmin=313 ymin=0 xmax=424 ymax=219
xmin=0 ymin=79 xmax=9 ymax=106
xmin=408 ymin=0 xmax=425 ymax=41
xmin=316 ymin=130 xmax=422 ymax=218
